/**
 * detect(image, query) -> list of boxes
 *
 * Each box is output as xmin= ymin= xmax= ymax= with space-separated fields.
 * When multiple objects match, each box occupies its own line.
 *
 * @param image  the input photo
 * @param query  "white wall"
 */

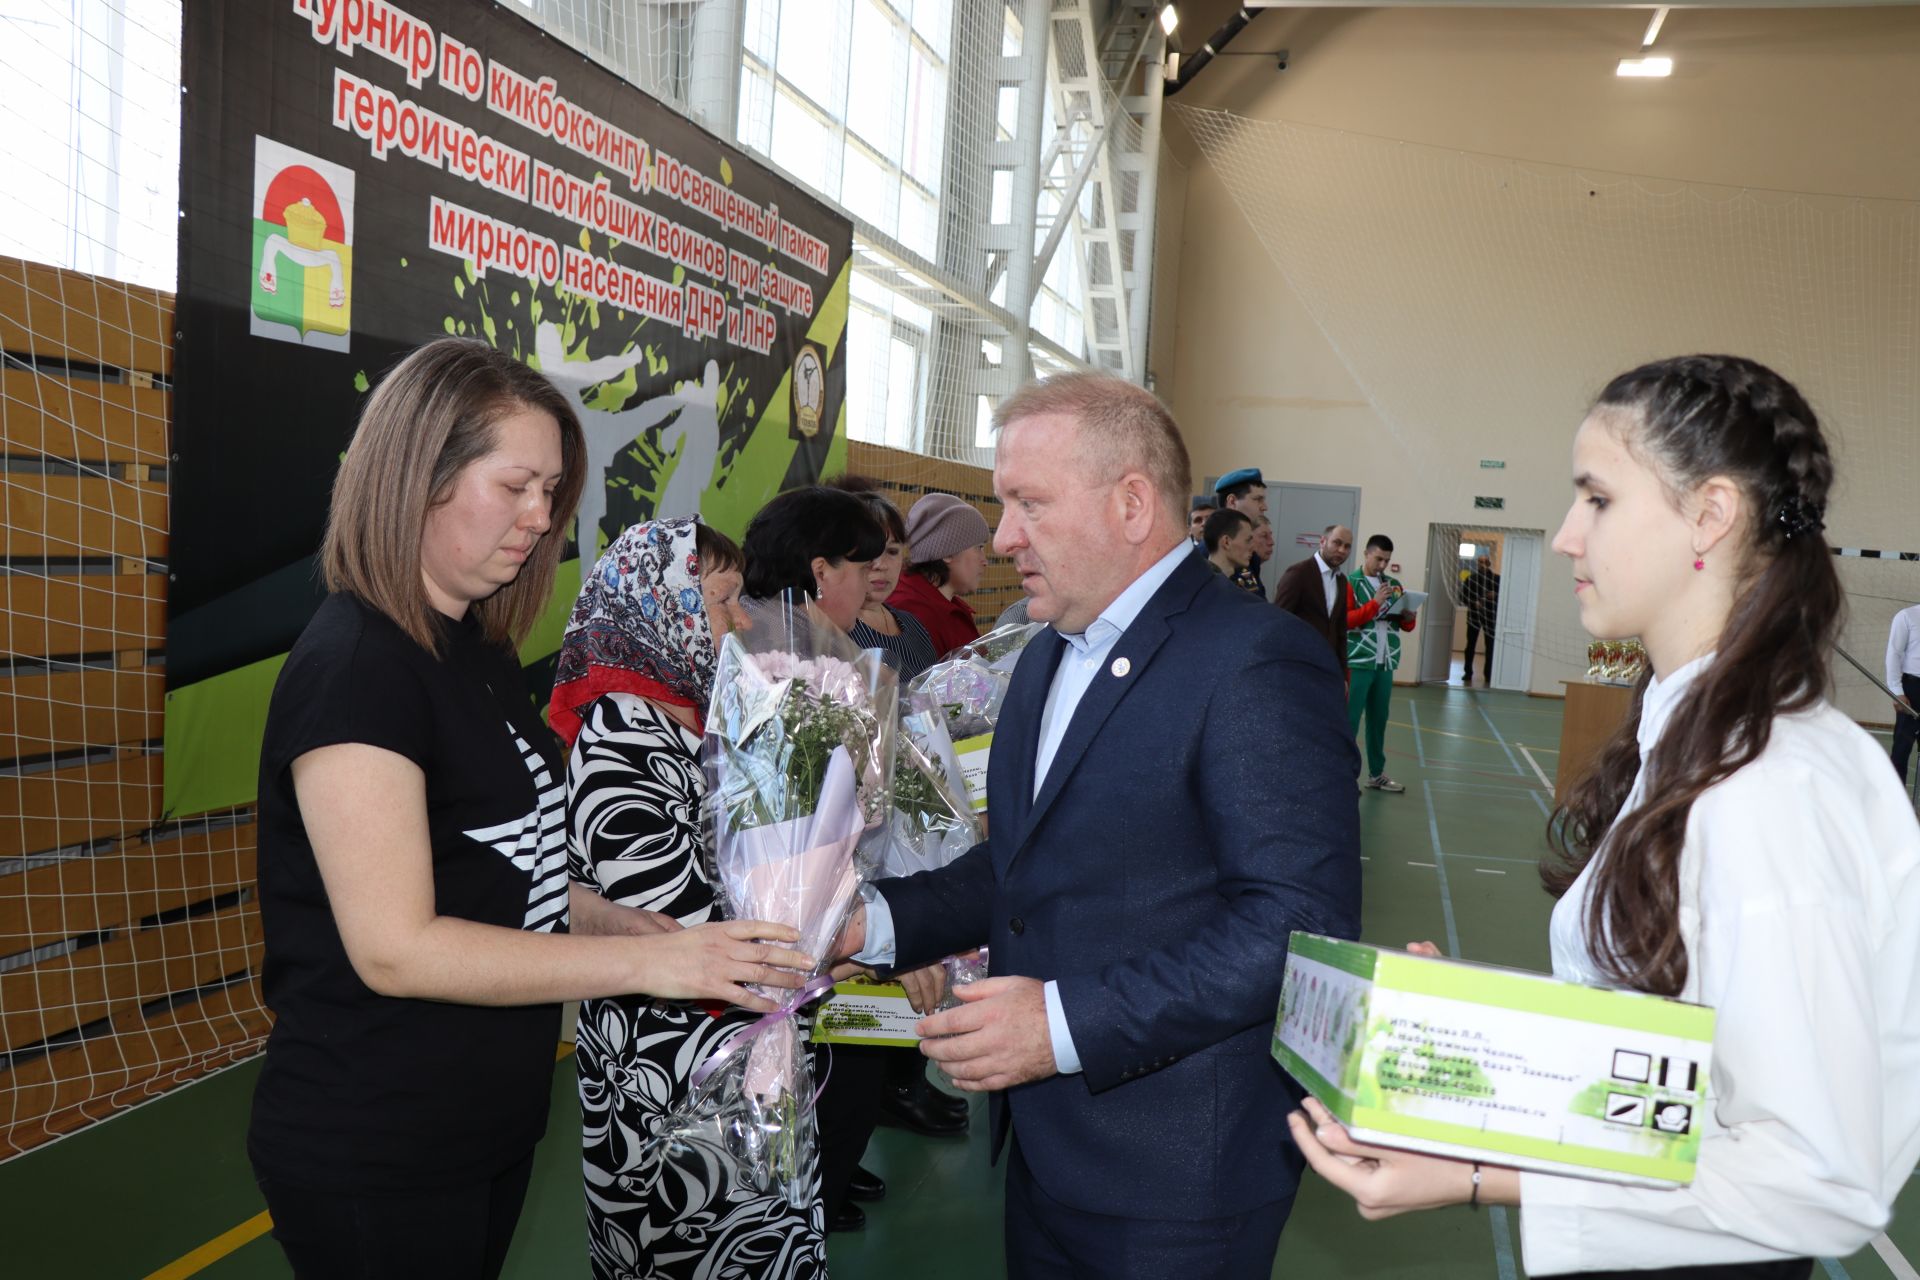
xmin=1158 ymin=5 xmax=1920 ymax=718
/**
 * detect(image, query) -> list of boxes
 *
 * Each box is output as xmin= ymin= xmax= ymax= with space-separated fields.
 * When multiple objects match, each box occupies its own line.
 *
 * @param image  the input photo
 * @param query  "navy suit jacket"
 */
xmin=879 ymin=549 xmax=1362 ymax=1221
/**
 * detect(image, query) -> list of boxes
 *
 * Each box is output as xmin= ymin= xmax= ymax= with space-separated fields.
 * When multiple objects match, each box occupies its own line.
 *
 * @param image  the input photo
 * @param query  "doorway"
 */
xmin=1419 ymin=524 xmax=1544 ymax=692
xmin=1261 ymin=482 xmax=1362 ymax=598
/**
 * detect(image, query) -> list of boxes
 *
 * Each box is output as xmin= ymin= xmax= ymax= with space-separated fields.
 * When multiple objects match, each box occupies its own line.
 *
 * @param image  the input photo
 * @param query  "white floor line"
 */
xmin=1408 ymin=860 xmax=1436 ymax=868
xmin=1472 ymin=696 xmax=1526 ymax=777
xmin=1873 ymin=1232 xmax=1920 ymax=1280
xmin=1408 ymin=699 xmax=1429 ymax=768
xmin=1516 ymin=742 xmax=1555 ymax=793
xmin=1407 ymin=758 xmax=1541 ymax=781
xmin=1425 ymin=776 xmax=1548 ymax=792
xmin=1489 ymin=1204 xmax=1519 ymax=1280
xmin=1473 ymin=867 xmax=1506 ymax=875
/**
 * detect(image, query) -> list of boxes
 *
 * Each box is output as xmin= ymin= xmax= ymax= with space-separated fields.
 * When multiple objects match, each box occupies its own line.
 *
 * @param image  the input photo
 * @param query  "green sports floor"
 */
xmin=7 ymin=684 xmax=1918 ymax=1280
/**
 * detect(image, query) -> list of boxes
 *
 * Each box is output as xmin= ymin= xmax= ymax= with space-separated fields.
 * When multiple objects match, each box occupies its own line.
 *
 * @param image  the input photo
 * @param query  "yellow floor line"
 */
xmin=142 ymin=1210 xmax=273 ymax=1280
xmin=146 ymin=1042 xmax=577 ymax=1279
xmin=1392 ymin=719 xmax=1559 ymax=753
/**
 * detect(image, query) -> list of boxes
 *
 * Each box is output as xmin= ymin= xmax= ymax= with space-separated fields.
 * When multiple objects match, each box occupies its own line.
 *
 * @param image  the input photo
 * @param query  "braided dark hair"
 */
xmin=1542 ymin=355 xmax=1844 ymax=996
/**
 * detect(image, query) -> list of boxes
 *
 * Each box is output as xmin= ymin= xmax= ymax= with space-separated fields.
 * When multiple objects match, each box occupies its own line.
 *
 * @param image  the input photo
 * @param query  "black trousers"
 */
xmin=256 ymin=1149 xmax=535 ymax=1280
xmin=1544 ymin=1261 xmax=1814 ymax=1280
xmin=1893 ymin=673 xmax=1920 ymax=783
xmin=1464 ymin=621 xmax=1495 ymax=680
xmin=810 ymin=1042 xmax=887 ymax=1212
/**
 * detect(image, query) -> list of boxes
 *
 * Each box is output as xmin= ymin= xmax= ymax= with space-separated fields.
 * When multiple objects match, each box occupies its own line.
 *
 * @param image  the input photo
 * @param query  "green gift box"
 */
xmin=1272 ymin=933 xmax=1715 ymax=1187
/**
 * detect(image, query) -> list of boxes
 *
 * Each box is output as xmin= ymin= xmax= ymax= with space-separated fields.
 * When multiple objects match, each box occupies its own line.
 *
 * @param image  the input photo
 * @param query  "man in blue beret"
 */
xmin=1214 ymin=468 xmax=1268 ymax=584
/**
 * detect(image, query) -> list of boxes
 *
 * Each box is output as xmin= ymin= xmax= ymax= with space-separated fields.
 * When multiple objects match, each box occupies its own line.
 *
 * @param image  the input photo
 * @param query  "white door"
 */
xmin=1263 ymin=482 xmax=1362 ymax=598
xmin=1491 ymin=531 xmax=1542 ymax=691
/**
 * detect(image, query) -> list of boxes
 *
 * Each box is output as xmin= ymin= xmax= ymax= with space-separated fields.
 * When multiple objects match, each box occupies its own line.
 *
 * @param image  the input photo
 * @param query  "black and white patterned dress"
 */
xmin=567 ymin=692 xmax=827 ymax=1280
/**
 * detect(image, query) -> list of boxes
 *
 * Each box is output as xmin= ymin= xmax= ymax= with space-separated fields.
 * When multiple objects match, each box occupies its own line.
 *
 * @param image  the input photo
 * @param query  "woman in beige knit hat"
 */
xmin=888 ymin=491 xmax=991 ymax=656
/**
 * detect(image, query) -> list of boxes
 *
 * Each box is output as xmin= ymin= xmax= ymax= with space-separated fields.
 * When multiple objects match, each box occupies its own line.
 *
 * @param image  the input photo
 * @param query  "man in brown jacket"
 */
xmin=1272 ymin=525 xmax=1355 ymax=674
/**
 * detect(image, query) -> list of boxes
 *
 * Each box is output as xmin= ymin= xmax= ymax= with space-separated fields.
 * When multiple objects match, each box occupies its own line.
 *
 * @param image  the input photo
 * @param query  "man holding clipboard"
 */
xmin=1346 ymin=534 xmax=1421 ymax=793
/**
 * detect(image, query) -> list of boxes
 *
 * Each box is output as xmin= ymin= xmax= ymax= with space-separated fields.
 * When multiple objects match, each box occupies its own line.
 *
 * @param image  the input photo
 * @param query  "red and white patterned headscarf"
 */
xmin=547 ymin=517 xmax=720 ymax=748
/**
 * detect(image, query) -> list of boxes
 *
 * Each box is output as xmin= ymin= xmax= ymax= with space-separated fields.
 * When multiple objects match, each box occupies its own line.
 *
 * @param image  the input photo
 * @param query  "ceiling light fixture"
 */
xmin=1160 ymin=4 xmax=1179 ymax=37
xmin=1616 ymin=56 xmax=1672 ymax=77
xmin=1617 ymin=6 xmax=1672 ymax=77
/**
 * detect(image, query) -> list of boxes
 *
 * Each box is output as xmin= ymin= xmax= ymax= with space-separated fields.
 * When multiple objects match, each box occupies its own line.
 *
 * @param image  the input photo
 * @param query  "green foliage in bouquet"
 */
xmin=891 ymin=744 xmax=956 ymax=833
xmin=715 ymin=659 xmax=888 ymax=833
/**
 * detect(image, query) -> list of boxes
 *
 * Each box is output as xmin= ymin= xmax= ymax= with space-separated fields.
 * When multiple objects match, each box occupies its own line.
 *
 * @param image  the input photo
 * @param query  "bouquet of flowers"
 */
xmin=645 ymin=595 xmax=897 ymax=1208
xmin=911 ymin=621 xmax=1044 ymax=738
xmin=906 ymin=621 xmax=1045 ymax=812
xmin=868 ymin=703 xmax=982 ymax=878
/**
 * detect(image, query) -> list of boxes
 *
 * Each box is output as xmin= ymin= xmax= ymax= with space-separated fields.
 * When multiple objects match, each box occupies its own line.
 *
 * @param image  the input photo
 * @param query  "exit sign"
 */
xmin=1480 ymin=460 xmax=1505 ymax=469
xmin=1474 ymin=496 xmax=1505 ymax=510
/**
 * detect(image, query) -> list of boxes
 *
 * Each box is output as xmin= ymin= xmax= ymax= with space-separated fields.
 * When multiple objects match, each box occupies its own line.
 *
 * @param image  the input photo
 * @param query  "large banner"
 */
xmin=168 ymin=0 xmax=853 ymax=817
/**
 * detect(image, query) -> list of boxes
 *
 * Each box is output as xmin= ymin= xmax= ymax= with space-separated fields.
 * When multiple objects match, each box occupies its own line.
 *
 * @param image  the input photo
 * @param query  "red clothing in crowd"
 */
xmin=1346 ymin=588 xmax=1414 ymax=634
xmin=887 ymin=570 xmax=980 ymax=658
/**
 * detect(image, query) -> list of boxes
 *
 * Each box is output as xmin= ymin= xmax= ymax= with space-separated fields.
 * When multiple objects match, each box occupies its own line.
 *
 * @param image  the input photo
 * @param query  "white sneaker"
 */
xmin=1366 ymin=774 xmax=1406 ymax=793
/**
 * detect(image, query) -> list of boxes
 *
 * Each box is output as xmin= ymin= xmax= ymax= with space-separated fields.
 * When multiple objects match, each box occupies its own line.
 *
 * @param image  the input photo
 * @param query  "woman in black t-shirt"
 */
xmin=250 ymin=339 xmax=814 ymax=1280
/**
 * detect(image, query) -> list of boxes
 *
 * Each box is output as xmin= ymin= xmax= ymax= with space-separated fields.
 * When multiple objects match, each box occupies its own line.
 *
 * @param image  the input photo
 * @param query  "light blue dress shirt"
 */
xmin=857 ymin=539 xmax=1195 ymax=1075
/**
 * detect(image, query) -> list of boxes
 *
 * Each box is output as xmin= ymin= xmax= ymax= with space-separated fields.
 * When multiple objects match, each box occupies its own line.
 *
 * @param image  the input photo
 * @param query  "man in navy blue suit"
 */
xmin=840 ymin=372 xmax=1362 ymax=1278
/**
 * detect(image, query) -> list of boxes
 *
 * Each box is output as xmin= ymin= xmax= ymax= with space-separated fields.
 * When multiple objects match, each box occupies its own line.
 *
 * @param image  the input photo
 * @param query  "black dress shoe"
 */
xmin=929 ymin=1087 xmax=969 ymax=1122
xmin=828 ymin=1201 xmax=866 ymax=1232
xmin=847 ymin=1164 xmax=886 ymax=1202
xmin=901 ymin=1066 xmax=971 ymax=1122
xmin=877 ymin=1082 xmax=970 ymax=1136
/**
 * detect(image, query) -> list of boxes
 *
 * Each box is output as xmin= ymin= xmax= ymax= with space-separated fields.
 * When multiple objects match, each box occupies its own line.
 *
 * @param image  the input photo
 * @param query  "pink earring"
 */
xmin=1693 ymin=557 xmax=1705 ymax=571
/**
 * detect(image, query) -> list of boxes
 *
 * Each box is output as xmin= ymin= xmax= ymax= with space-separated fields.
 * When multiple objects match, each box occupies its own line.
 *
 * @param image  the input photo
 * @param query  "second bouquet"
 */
xmin=644 ymin=594 xmax=897 ymax=1209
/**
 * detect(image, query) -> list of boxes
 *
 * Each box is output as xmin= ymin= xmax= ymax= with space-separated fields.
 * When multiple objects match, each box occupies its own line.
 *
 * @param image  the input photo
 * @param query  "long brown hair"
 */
xmin=1542 ymin=355 xmax=1842 ymax=995
xmin=322 ymin=338 xmax=586 ymax=655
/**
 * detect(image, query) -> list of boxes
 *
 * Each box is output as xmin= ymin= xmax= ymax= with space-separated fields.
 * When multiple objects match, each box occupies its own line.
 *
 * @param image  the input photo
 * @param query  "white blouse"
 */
xmin=1522 ymin=656 xmax=1920 ymax=1274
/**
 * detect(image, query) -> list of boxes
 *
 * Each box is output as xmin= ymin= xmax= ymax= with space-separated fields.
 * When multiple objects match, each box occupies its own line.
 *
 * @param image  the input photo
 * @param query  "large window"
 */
xmin=738 ymin=0 xmax=1089 ymax=454
xmin=0 ymin=0 xmax=181 ymax=291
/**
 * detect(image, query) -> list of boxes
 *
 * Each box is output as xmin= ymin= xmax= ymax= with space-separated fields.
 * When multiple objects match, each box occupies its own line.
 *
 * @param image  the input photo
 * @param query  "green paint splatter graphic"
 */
xmin=435 ymin=241 xmax=848 ymax=559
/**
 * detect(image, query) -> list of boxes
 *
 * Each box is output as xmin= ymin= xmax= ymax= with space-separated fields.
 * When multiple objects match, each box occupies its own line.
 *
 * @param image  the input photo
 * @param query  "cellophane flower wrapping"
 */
xmin=643 ymin=595 xmax=896 ymax=1209
xmin=865 ymin=702 xmax=982 ymax=878
xmin=907 ymin=621 xmax=1045 ymax=742
xmin=938 ymin=946 xmax=991 ymax=1012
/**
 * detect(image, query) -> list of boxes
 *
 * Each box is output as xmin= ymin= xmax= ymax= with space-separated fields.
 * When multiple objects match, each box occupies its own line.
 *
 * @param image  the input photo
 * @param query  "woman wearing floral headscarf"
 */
xmin=550 ymin=517 xmax=827 ymax=1280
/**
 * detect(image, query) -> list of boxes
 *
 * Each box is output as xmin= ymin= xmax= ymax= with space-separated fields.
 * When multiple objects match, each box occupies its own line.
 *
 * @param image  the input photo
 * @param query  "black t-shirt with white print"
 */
xmin=248 ymin=592 xmax=568 ymax=1192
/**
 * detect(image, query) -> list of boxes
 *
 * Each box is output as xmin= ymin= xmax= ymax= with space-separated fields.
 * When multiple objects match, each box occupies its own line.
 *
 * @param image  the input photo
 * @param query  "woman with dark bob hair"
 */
xmin=737 ymin=483 xmax=890 ymax=1228
xmin=249 ymin=339 xmax=812 ymax=1280
xmin=1291 ymin=355 xmax=1920 ymax=1279
xmin=827 ymin=475 xmax=939 ymax=682
xmin=740 ymin=484 xmax=887 ymax=632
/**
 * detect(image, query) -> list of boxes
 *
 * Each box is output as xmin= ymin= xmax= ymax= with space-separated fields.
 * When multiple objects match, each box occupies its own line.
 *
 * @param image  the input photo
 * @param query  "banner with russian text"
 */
xmin=167 ymin=0 xmax=853 ymax=817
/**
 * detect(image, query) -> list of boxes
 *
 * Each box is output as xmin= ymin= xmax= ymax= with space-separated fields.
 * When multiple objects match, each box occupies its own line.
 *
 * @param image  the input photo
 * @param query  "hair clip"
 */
xmin=1775 ymin=494 xmax=1825 ymax=541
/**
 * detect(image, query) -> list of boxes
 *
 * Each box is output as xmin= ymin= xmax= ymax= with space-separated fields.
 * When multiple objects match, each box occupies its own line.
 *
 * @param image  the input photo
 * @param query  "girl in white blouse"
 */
xmin=1290 ymin=355 xmax=1920 ymax=1279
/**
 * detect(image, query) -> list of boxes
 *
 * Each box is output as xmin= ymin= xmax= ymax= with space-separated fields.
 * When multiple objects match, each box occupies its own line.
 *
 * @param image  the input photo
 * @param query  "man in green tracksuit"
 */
xmin=1347 ymin=534 xmax=1418 ymax=793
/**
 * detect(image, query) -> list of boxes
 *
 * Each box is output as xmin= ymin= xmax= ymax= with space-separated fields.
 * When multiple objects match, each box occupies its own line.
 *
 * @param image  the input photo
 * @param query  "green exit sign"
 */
xmin=1474 ymin=496 xmax=1505 ymax=510
xmin=1480 ymin=460 xmax=1505 ymax=469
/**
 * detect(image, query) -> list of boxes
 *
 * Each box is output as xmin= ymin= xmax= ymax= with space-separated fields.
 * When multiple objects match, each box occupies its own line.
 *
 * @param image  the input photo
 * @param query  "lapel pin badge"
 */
xmin=1110 ymin=656 xmax=1131 ymax=678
